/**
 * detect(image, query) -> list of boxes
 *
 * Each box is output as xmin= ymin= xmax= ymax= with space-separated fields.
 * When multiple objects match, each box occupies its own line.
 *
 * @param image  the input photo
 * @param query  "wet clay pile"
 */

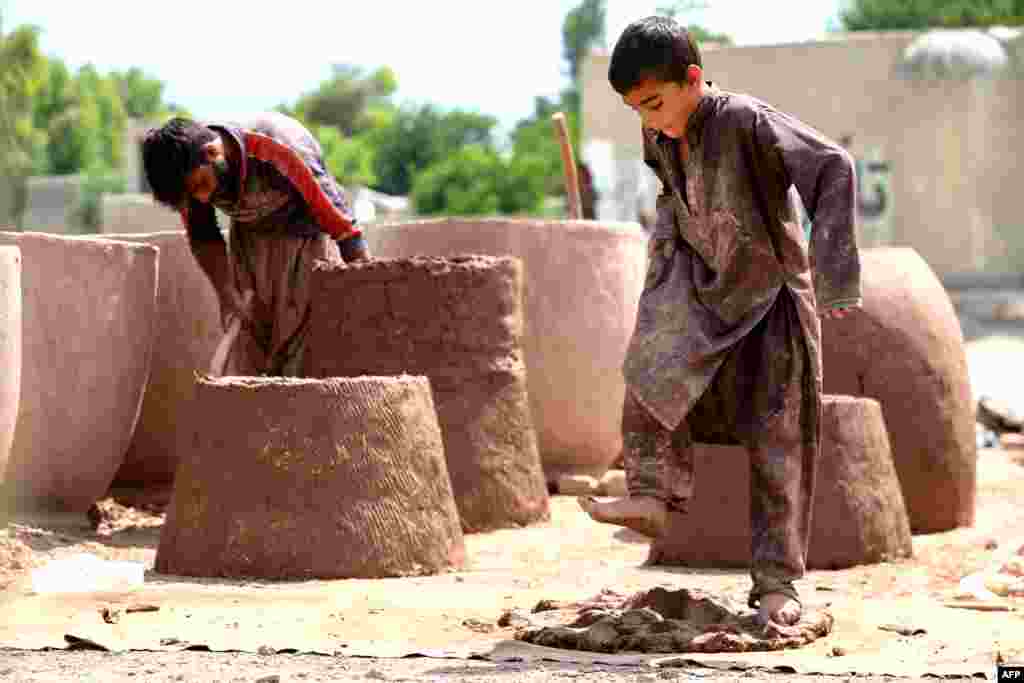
xmin=647 ymin=395 xmax=913 ymax=570
xmin=517 ymin=587 xmax=833 ymax=654
xmin=304 ymin=256 xmax=549 ymax=533
xmin=156 ymin=375 xmax=465 ymax=580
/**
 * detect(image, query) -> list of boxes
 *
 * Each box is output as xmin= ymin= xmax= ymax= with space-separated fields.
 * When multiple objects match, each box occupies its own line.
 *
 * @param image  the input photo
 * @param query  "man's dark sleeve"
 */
xmin=751 ymin=107 xmax=861 ymax=312
xmin=180 ymin=199 xmax=223 ymax=244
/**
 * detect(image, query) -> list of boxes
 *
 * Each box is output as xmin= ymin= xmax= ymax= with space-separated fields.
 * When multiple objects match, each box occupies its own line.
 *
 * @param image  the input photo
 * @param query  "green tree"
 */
xmin=509 ymin=96 xmax=580 ymax=196
xmin=411 ymin=144 xmax=545 ymax=216
xmin=111 ymin=67 xmax=166 ymax=120
xmin=31 ymin=61 xmax=127 ymax=177
xmin=314 ymin=125 xmax=377 ymax=188
xmin=77 ymin=65 xmax=127 ymax=170
xmin=657 ymin=1 xmax=734 ymax=44
xmin=0 ymin=16 xmax=46 ymax=226
xmin=841 ymin=0 xmax=1024 ymax=30
xmin=294 ymin=64 xmax=397 ymax=136
xmin=561 ymin=0 xmax=607 ymax=113
xmin=370 ymin=104 xmax=498 ymax=196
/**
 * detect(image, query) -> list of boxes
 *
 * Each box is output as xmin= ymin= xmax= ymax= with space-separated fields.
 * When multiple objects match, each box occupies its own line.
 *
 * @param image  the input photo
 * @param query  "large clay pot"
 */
xmin=0 ymin=232 xmax=159 ymax=511
xmin=101 ymin=232 xmax=221 ymax=487
xmin=646 ymin=396 xmax=913 ymax=570
xmin=305 ymin=256 xmax=550 ymax=533
xmin=156 ymin=375 xmax=465 ymax=580
xmin=0 ymin=247 xmax=21 ymax=484
xmin=822 ymin=247 xmax=976 ymax=533
xmin=368 ymin=218 xmax=648 ymax=482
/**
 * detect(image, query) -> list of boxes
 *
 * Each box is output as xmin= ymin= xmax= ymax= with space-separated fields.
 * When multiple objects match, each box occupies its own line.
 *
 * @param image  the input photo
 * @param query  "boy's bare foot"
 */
xmin=577 ymin=495 xmax=669 ymax=538
xmin=758 ymin=592 xmax=801 ymax=626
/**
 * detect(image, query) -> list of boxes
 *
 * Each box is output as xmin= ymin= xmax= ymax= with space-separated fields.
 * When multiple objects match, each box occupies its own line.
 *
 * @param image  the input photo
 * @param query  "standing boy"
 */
xmin=142 ymin=112 xmax=371 ymax=376
xmin=579 ymin=16 xmax=861 ymax=627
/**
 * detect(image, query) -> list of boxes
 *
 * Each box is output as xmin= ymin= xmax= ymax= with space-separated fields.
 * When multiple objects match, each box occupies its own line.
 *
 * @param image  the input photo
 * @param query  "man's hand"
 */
xmin=217 ymin=287 xmax=255 ymax=332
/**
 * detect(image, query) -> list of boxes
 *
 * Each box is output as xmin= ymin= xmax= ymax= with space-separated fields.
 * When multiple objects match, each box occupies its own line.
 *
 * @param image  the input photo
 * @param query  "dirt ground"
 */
xmin=1 ymin=441 xmax=1023 ymax=682
xmin=1 ymin=294 xmax=1023 ymax=682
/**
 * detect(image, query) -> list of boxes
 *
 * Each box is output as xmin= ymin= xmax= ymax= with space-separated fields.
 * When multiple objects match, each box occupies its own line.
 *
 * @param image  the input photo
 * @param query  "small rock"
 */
xmin=985 ymin=539 xmax=1000 ymax=551
xmin=255 ymin=676 xmax=281 ymax=683
xmin=364 ymin=670 xmax=386 ymax=680
xmin=831 ymin=646 xmax=847 ymax=657
xmin=532 ymin=599 xmax=562 ymax=613
xmin=257 ymin=645 xmax=276 ymax=656
xmin=497 ymin=609 xmax=534 ymax=629
xmin=557 ymin=475 xmax=599 ymax=496
xmin=462 ymin=618 xmax=496 ymax=634
xmin=100 ymin=606 xmax=121 ymax=624
xmin=598 ymin=470 xmax=628 ymax=497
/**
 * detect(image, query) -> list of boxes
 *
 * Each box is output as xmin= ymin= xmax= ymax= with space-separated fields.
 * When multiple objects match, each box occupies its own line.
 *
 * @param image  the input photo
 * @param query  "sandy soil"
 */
xmin=1 ymin=442 xmax=1023 ymax=682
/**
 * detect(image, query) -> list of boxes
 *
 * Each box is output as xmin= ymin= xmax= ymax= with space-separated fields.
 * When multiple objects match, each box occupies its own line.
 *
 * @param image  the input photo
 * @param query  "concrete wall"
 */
xmin=582 ymin=31 xmax=1024 ymax=278
xmin=19 ymin=175 xmax=84 ymax=234
xmin=100 ymin=193 xmax=184 ymax=235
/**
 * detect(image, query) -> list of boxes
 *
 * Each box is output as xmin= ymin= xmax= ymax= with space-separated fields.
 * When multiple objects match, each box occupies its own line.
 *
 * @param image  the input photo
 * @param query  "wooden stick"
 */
xmin=551 ymin=112 xmax=582 ymax=220
xmin=209 ymin=289 xmax=254 ymax=377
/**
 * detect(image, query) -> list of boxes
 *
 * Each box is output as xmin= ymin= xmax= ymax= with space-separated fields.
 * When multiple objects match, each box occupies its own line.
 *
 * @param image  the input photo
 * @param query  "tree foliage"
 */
xmin=0 ymin=17 xmax=45 ymax=225
xmin=657 ymin=1 xmax=734 ymax=44
xmin=292 ymin=64 xmax=397 ymax=136
xmin=314 ymin=124 xmax=377 ymax=188
xmin=369 ymin=104 xmax=498 ymax=196
xmin=411 ymin=144 xmax=545 ymax=216
xmin=841 ymin=0 xmax=1024 ymax=30
xmin=563 ymin=0 xmax=607 ymax=84
xmin=111 ymin=67 xmax=166 ymax=120
xmin=510 ymin=97 xmax=580 ymax=196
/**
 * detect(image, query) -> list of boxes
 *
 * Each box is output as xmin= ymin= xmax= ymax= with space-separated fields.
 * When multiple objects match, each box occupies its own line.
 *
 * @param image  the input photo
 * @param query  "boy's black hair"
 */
xmin=142 ymin=117 xmax=217 ymax=209
xmin=609 ymin=16 xmax=702 ymax=96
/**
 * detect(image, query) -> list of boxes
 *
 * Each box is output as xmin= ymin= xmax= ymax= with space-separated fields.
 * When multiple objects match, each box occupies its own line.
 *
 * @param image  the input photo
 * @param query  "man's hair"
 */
xmin=609 ymin=16 xmax=702 ymax=96
xmin=142 ymin=117 xmax=217 ymax=208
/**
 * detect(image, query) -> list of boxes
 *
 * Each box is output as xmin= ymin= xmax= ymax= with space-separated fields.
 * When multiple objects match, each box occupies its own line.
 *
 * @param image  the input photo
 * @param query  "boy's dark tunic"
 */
xmin=624 ymin=84 xmax=860 ymax=605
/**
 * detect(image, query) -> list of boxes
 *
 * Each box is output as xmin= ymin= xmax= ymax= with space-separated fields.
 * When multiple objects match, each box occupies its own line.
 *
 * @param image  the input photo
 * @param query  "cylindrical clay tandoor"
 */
xmin=304 ymin=256 xmax=550 ymax=533
xmin=646 ymin=395 xmax=913 ymax=570
xmin=367 ymin=218 xmax=648 ymax=482
xmin=102 ymin=231 xmax=222 ymax=488
xmin=0 ymin=232 xmax=159 ymax=511
xmin=0 ymin=246 xmax=21 ymax=484
xmin=822 ymin=247 xmax=976 ymax=533
xmin=155 ymin=375 xmax=465 ymax=580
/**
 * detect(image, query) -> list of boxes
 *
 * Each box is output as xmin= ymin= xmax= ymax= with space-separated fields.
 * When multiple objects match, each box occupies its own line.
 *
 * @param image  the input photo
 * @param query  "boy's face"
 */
xmin=184 ymin=139 xmax=228 ymax=204
xmin=623 ymin=66 xmax=703 ymax=139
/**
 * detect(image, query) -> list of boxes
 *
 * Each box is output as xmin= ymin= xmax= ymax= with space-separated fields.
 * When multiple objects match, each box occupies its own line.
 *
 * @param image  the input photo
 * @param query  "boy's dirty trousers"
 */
xmin=622 ymin=290 xmax=819 ymax=609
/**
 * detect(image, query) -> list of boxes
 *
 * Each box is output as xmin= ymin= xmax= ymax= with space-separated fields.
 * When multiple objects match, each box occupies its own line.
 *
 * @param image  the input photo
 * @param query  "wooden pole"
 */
xmin=551 ymin=112 xmax=582 ymax=220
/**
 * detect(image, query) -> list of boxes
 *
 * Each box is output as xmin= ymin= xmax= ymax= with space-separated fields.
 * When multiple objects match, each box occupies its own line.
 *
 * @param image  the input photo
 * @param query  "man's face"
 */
xmin=184 ymin=141 xmax=229 ymax=204
xmin=623 ymin=73 xmax=699 ymax=139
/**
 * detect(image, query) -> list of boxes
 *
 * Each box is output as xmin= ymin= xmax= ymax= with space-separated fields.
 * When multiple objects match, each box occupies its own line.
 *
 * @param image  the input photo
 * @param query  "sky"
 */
xmin=1 ymin=0 xmax=843 ymax=132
